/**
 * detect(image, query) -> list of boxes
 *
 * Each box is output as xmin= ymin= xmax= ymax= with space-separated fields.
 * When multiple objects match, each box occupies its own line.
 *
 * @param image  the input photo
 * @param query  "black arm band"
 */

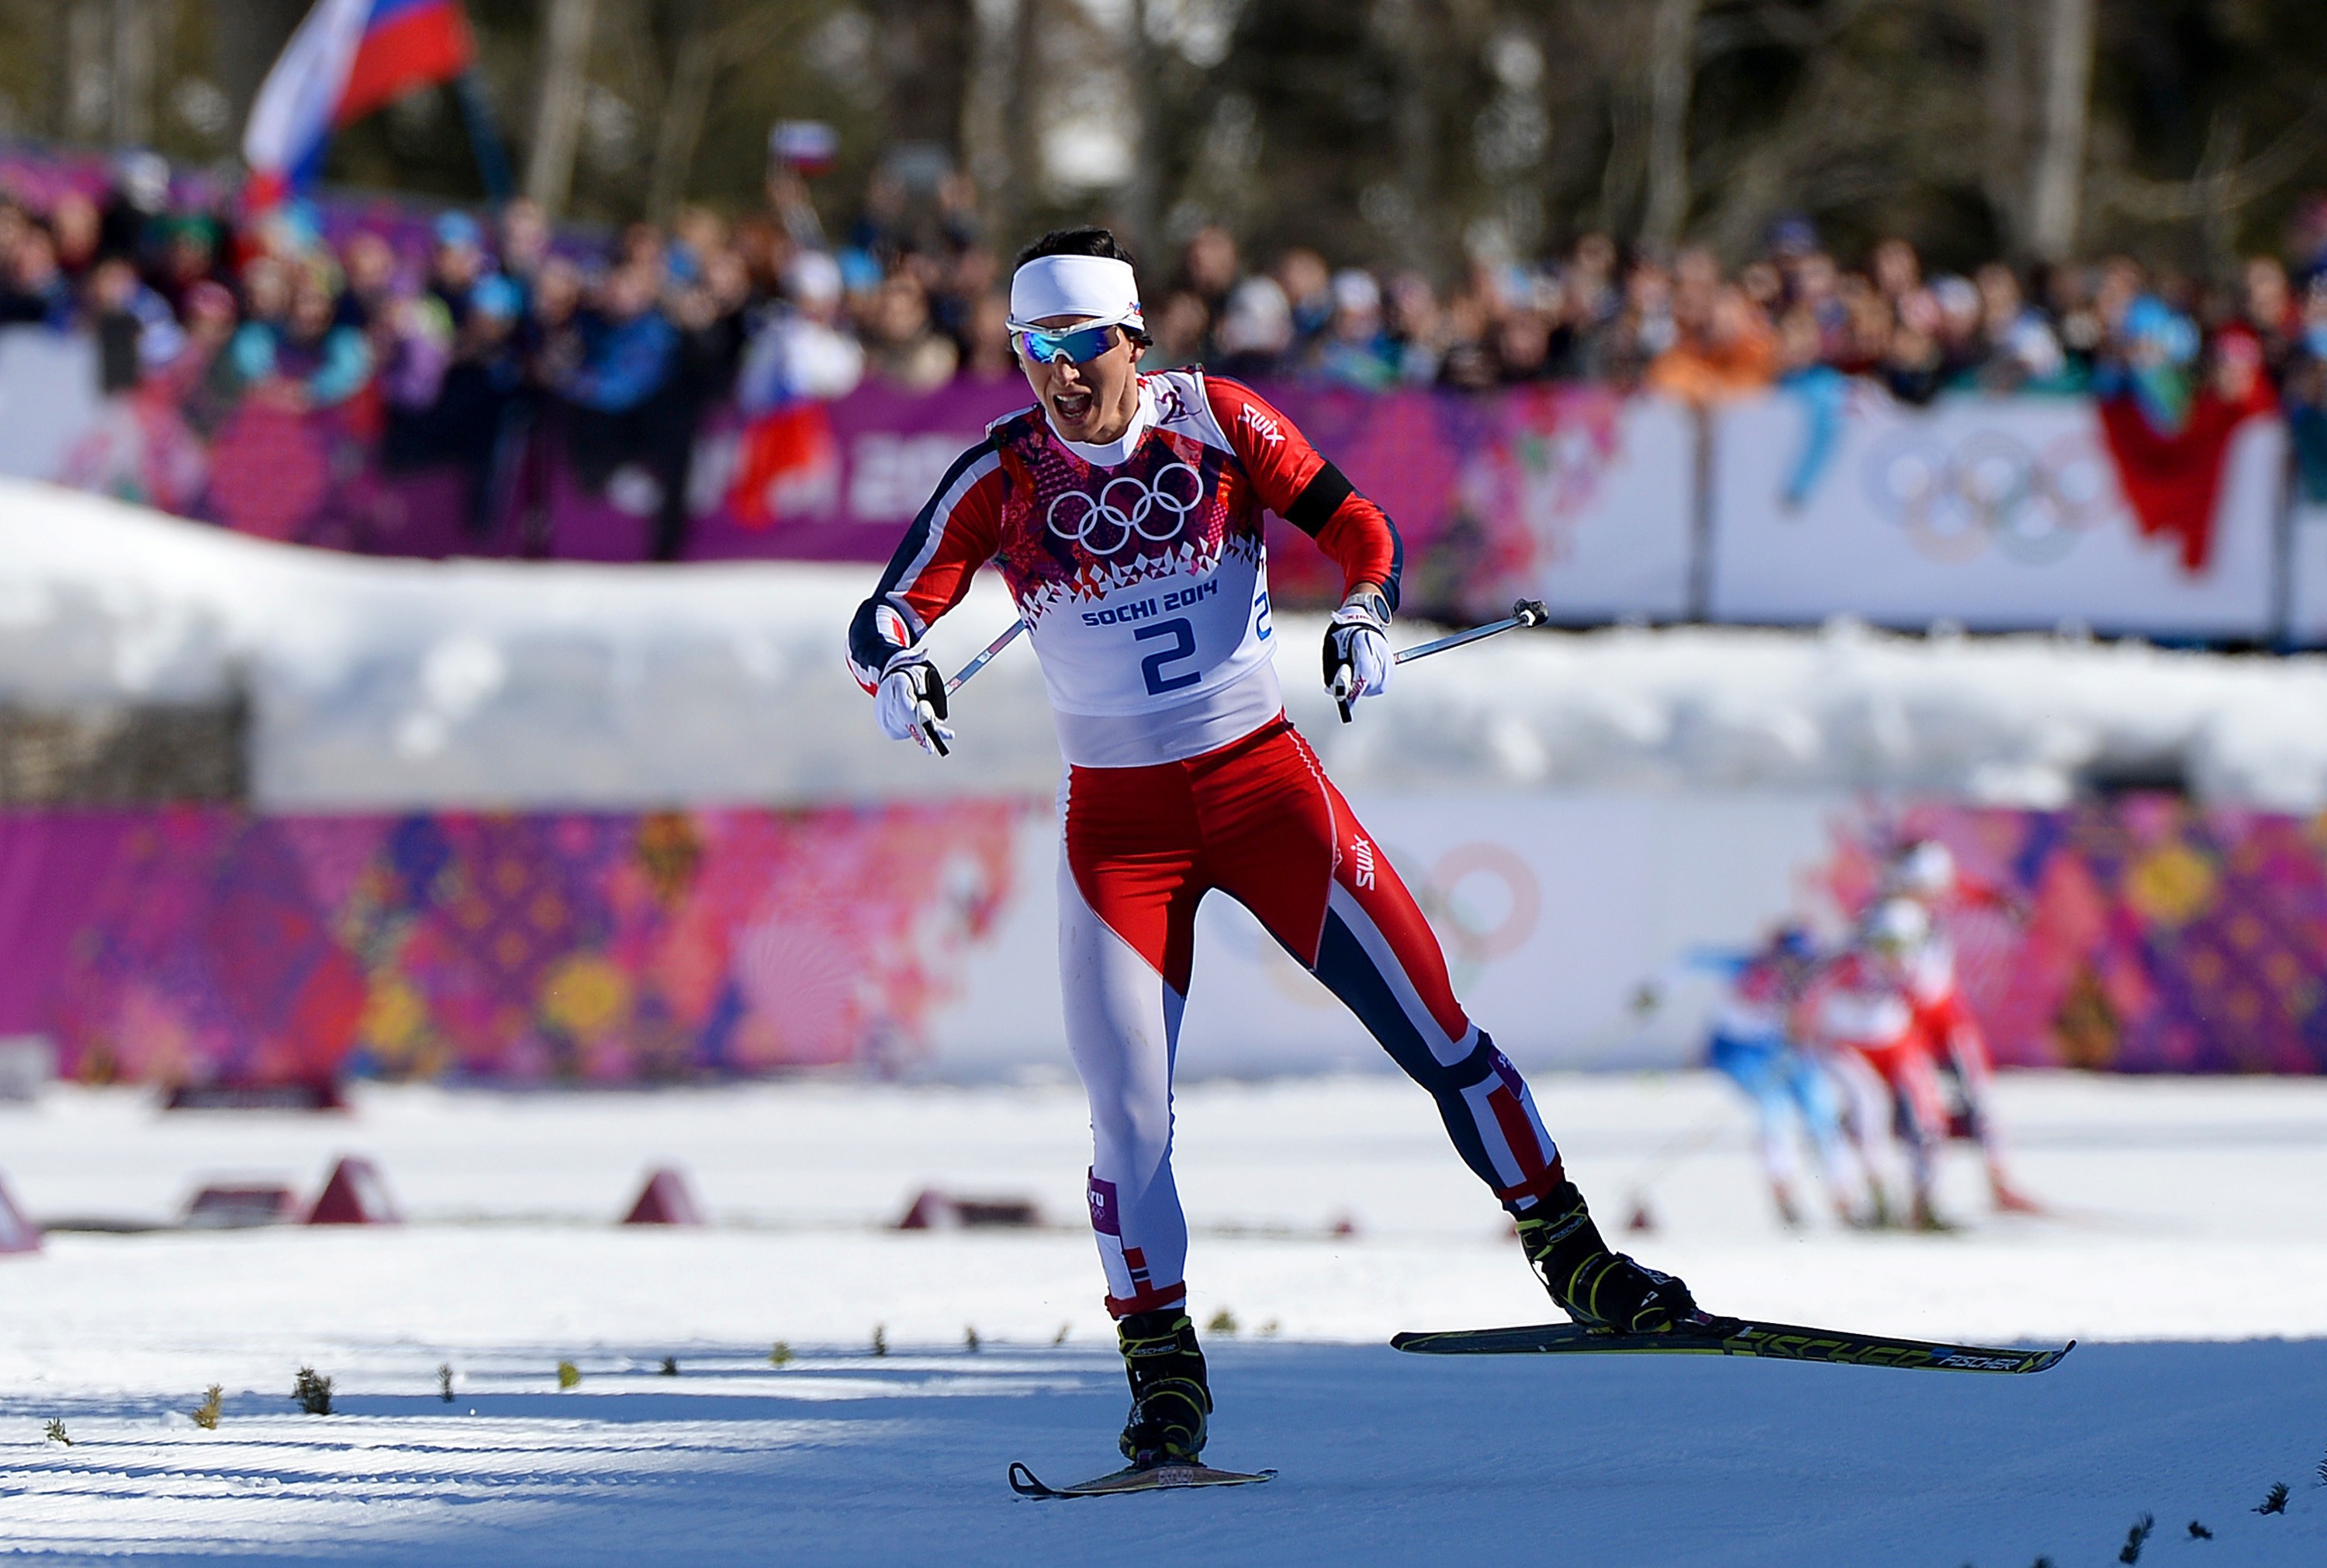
xmin=1284 ymin=461 xmax=1355 ymax=537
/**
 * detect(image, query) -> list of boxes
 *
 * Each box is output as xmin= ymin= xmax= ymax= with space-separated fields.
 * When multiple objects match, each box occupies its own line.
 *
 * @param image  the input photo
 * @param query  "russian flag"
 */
xmin=243 ymin=0 xmax=476 ymax=206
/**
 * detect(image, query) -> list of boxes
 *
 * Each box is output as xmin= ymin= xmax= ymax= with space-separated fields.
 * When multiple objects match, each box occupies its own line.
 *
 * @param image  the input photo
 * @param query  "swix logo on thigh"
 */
xmin=1350 ymin=835 xmax=1378 ymax=889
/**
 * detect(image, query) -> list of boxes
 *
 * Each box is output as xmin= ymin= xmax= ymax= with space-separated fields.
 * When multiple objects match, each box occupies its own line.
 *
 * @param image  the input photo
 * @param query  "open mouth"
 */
xmin=1052 ymin=389 xmax=1094 ymax=427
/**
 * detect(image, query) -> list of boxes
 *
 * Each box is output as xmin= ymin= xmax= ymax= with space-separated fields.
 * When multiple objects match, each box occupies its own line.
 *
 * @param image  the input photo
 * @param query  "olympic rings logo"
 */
xmin=1251 ymin=837 xmax=1543 ymax=1010
xmin=1428 ymin=843 xmax=1541 ymax=965
xmin=1859 ymin=430 xmax=2113 ymax=566
xmin=1046 ymin=461 xmax=1205 ymax=555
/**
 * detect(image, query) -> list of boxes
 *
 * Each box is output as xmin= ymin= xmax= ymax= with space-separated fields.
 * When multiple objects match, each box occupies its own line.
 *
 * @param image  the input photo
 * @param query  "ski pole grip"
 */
xmin=1330 ymin=667 xmax=1354 ymax=724
xmin=915 ymin=700 xmax=950 ymax=758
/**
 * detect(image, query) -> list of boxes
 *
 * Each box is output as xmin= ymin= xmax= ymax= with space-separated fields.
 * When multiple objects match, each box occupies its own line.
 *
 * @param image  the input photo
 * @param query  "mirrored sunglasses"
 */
xmin=1013 ymin=319 xmax=1126 ymax=366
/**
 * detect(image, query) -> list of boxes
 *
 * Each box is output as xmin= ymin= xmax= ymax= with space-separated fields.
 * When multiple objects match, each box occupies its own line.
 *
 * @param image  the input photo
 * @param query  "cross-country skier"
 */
xmin=848 ymin=228 xmax=1707 ymax=1470
xmin=1641 ymin=926 xmax=1871 ymax=1228
xmin=1880 ymin=839 xmax=2038 ymax=1213
xmin=1802 ymin=898 xmax=1954 ymax=1229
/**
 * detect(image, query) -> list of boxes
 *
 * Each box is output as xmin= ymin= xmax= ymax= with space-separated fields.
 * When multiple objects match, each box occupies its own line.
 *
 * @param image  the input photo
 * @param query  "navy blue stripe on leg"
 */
xmin=1300 ymin=908 xmax=1506 ymax=1194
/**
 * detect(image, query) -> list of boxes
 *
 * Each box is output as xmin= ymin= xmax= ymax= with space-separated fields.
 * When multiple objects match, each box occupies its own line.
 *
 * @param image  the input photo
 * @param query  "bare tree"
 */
xmin=1118 ymin=0 xmax=1164 ymax=259
xmin=108 ymin=0 xmax=156 ymax=147
xmin=644 ymin=1 xmax=838 ymax=222
xmin=1980 ymin=0 xmax=2029 ymax=247
xmin=62 ymin=1 xmax=106 ymax=141
xmin=1638 ymin=0 xmax=1703 ymax=252
xmin=527 ymin=0 xmax=602 ymax=215
xmin=2024 ymin=0 xmax=2094 ymax=261
xmin=874 ymin=0 xmax=973 ymax=151
xmin=961 ymin=0 xmax=1018 ymax=229
xmin=1002 ymin=0 xmax=1046 ymax=238
xmin=646 ymin=0 xmax=721 ymax=220
xmin=208 ymin=0 xmax=306 ymax=140
xmin=1689 ymin=1 xmax=1986 ymax=263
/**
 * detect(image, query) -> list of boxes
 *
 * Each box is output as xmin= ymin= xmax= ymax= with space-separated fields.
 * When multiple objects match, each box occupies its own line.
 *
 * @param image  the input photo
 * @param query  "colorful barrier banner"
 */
xmin=6 ymin=323 xmax=2318 ymax=634
xmin=0 ymin=805 xmax=1030 ymax=1084
xmin=3 ymin=793 xmax=2323 ymax=1085
xmin=1708 ymin=389 xmax=2287 ymax=638
xmin=0 ymin=330 xmax=1692 ymax=617
xmin=1824 ymin=799 xmax=2327 ymax=1074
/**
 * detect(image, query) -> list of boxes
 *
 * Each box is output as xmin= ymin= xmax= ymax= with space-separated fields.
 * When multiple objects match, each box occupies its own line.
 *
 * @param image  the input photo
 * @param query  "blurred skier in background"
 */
xmin=1882 ymin=840 xmax=2040 ymax=1213
xmin=1803 ymin=899 xmax=1954 ymax=1229
xmin=1636 ymin=926 xmax=1871 ymax=1228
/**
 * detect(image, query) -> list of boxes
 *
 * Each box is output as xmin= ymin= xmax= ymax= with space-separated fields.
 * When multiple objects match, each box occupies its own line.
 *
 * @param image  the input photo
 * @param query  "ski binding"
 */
xmin=1391 ymin=1316 xmax=2071 ymax=1375
xmin=1008 ymin=1459 xmax=1278 ymax=1498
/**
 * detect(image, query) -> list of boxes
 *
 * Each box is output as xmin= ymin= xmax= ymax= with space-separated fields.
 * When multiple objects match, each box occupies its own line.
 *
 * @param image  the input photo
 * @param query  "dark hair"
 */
xmin=1013 ymin=226 xmax=1138 ymax=271
xmin=1011 ymin=226 xmax=1151 ymax=348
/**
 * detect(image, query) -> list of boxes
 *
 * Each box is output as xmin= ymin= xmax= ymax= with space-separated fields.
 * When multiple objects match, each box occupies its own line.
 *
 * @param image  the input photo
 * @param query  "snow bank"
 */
xmin=1350 ymin=616 xmax=2327 ymax=810
xmin=5 ymin=477 xmax=2327 ymax=810
xmin=3 ymin=1076 xmax=2327 ymax=1566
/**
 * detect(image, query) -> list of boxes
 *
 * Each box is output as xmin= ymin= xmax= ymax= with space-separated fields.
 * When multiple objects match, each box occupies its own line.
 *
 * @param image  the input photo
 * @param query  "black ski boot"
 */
xmin=1115 ymin=1307 xmax=1211 ymax=1466
xmin=1516 ymin=1179 xmax=1709 ymax=1334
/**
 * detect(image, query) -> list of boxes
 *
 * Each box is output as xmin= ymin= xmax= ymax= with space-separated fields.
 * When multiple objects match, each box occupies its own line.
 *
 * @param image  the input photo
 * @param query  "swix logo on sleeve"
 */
xmin=1237 ymin=405 xmax=1284 ymax=444
xmin=1350 ymin=836 xmax=1378 ymax=889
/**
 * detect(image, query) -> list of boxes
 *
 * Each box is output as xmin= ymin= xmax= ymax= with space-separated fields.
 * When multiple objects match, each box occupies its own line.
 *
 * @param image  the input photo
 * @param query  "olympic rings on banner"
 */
xmin=1428 ymin=842 xmax=1540 ymax=965
xmin=1046 ymin=461 xmax=1205 ymax=555
xmin=1858 ymin=428 xmax=2112 ymax=566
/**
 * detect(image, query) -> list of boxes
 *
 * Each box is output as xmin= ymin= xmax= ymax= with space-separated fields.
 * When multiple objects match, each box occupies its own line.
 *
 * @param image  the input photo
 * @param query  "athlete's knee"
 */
xmin=1412 ymin=1030 xmax=1505 ymax=1100
xmin=1087 ymin=1088 xmax=1174 ymax=1173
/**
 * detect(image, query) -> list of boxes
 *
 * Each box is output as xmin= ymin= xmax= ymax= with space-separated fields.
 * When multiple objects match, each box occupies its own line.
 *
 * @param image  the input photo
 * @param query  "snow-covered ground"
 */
xmin=8 ymin=478 xmax=2327 ymax=810
xmin=2 ymin=1071 xmax=2323 ymax=1563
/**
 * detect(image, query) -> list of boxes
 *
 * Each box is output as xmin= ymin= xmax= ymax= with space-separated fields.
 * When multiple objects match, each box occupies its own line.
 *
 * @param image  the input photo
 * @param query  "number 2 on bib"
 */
xmin=1136 ymin=617 xmax=1201 ymax=696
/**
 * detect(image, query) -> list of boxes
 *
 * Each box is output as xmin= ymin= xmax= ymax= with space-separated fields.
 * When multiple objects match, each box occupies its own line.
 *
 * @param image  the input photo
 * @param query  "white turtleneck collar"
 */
xmin=1049 ymin=378 xmax=1153 ymax=468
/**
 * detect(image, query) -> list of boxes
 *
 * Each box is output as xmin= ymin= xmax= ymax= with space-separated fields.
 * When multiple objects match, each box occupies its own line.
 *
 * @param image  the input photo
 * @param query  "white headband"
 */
xmin=1008 ymin=254 xmax=1143 ymax=330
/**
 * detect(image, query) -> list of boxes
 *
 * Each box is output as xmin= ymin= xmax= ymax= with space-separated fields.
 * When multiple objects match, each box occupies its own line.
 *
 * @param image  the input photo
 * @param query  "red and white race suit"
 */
xmin=1803 ymin=950 xmax=1949 ymax=1183
xmin=849 ymin=370 xmax=1561 ymax=1318
xmin=1893 ymin=878 xmax=2008 ymax=1135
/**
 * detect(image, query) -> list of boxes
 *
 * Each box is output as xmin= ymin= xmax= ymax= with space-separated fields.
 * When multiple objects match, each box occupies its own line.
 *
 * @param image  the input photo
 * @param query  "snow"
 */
xmin=2 ymin=1071 xmax=2324 ymax=1563
xmin=7 ymin=478 xmax=2327 ymax=811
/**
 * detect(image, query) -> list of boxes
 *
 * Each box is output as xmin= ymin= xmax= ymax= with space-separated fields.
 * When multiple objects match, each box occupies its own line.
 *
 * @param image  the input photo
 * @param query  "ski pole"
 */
xmin=946 ymin=617 xmax=1029 ymax=695
xmin=917 ymin=617 xmax=1030 ymax=755
xmin=1333 ymin=597 xmax=1551 ymax=722
xmin=1394 ymin=597 xmax=1550 ymax=666
xmin=939 ymin=596 xmax=1553 ymax=734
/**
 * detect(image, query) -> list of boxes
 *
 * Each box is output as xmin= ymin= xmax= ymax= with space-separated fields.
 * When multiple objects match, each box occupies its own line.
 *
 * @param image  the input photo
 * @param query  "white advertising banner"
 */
xmin=0 ymin=330 xmax=102 ymax=483
xmin=922 ymin=792 xmax=1838 ymax=1079
xmin=1513 ymin=396 xmax=1698 ymax=623
xmin=2291 ymin=501 xmax=2327 ymax=648
xmin=1707 ymin=390 xmax=2284 ymax=639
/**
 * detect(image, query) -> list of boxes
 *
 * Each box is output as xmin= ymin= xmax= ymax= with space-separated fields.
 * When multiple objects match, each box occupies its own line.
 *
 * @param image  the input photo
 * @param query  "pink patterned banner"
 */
xmin=1818 ymin=799 xmax=2327 ymax=1073
xmin=2 ymin=796 xmax=2324 ymax=1085
xmin=0 ymin=804 xmax=1032 ymax=1086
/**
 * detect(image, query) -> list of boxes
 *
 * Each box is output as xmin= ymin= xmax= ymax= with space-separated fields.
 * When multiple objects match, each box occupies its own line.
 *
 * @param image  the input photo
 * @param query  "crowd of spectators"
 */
xmin=4 ymin=147 xmax=2327 ymax=557
xmin=1156 ymin=214 xmax=2327 ymax=421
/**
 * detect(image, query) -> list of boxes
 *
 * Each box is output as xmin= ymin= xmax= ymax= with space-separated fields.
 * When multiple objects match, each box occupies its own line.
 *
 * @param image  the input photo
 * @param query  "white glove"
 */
xmin=875 ymin=654 xmax=953 ymax=754
xmin=1323 ymin=585 xmax=1393 ymax=714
